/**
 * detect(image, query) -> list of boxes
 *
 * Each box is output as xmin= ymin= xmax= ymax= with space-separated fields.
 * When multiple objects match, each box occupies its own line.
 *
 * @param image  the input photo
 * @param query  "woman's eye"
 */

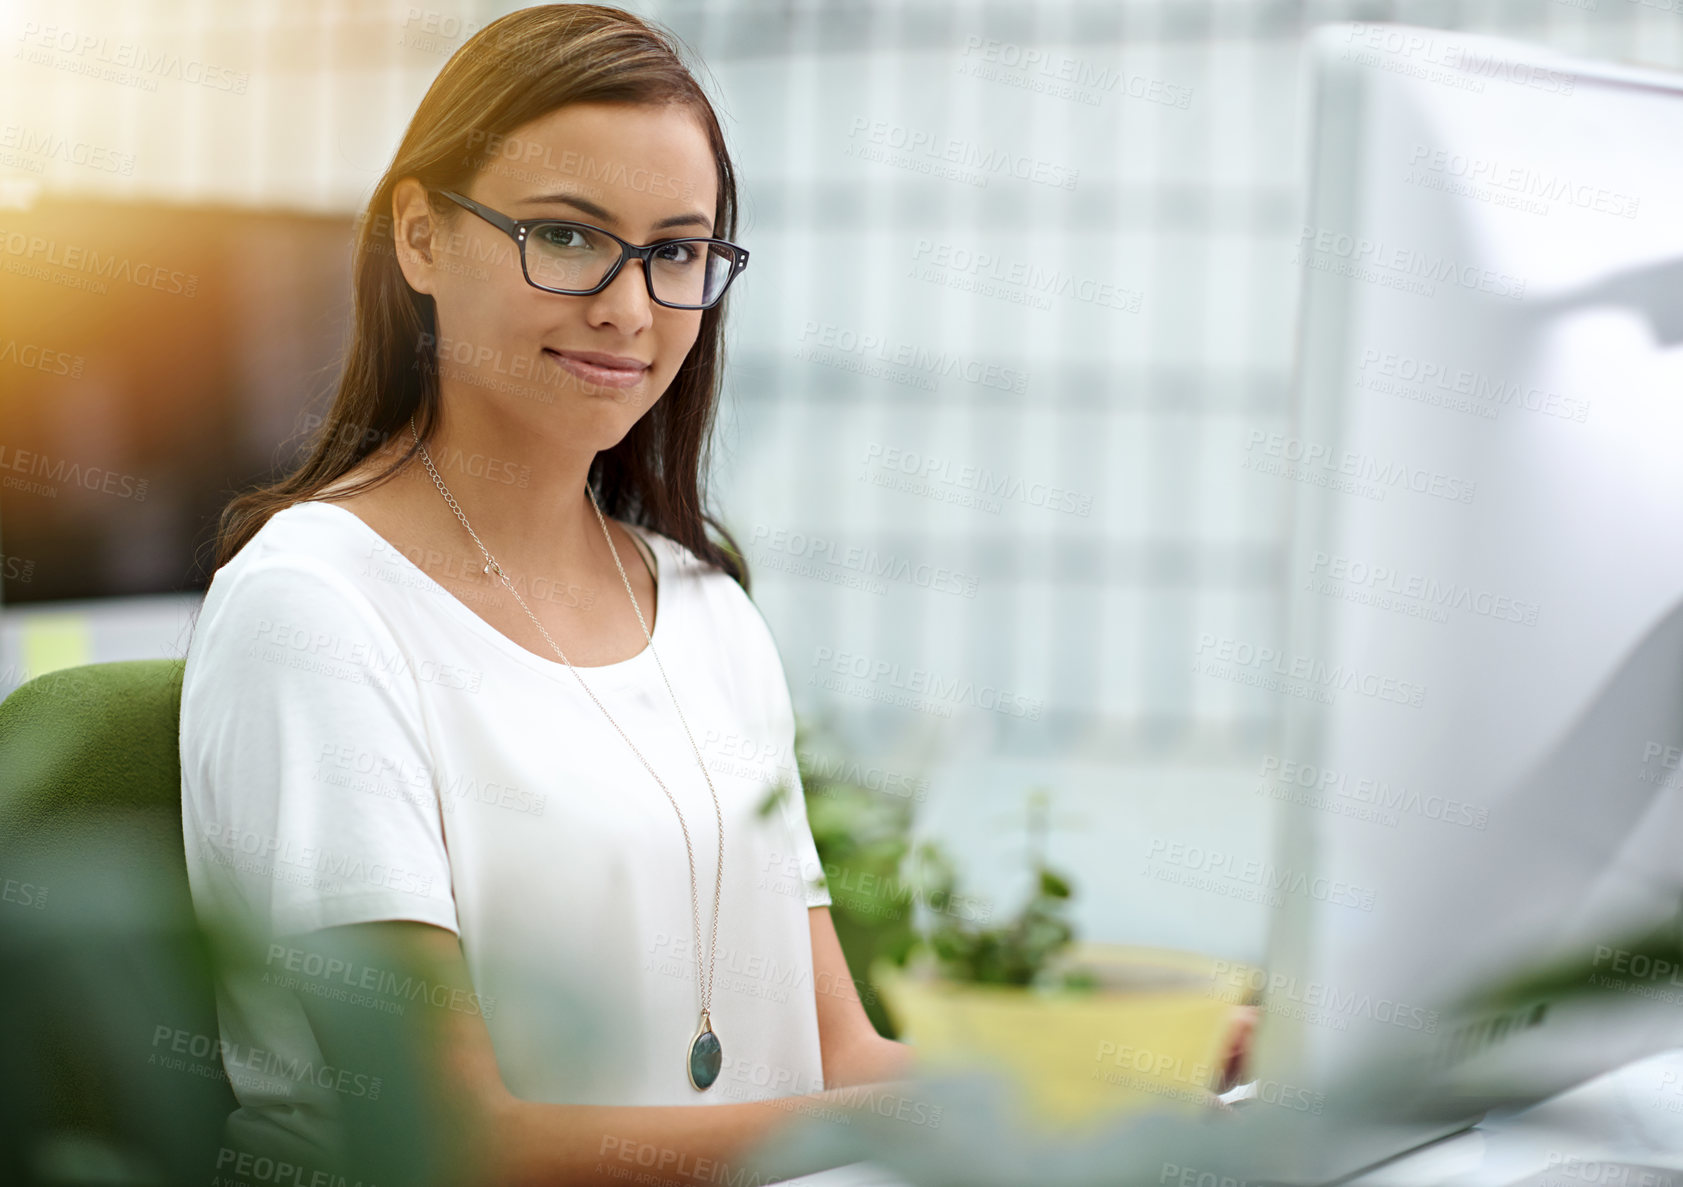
xmin=656 ymin=241 xmax=698 ymax=265
xmin=538 ymin=226 xmax=580 ymax=248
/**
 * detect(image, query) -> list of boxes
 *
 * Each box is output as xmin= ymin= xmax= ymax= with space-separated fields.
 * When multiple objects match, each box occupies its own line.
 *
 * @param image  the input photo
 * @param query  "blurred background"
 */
xmin=2 ymin=0 xmax=1679 ymax=974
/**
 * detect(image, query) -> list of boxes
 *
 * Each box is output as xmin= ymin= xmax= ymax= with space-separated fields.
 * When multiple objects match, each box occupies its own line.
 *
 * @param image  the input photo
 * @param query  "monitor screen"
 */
xmin=0 ymin=197 xmax=356 ymax=605
xmin=1251 ymin=26 xmax=1683 ymax=1181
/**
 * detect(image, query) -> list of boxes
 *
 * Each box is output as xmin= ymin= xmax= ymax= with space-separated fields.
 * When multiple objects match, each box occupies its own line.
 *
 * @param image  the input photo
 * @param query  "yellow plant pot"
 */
xmin=871 ymin=944 xmax=1256 ymax=1134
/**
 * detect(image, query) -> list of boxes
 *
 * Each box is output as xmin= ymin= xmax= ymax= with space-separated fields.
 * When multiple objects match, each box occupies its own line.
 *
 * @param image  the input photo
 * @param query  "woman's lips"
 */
xmin=545 ymin=349 xmax=648 ymax=390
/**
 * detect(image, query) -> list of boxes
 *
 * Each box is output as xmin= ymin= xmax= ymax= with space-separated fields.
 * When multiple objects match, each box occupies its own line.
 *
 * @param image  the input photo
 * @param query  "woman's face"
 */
xmin=395 ymin=101 xmax=720 ymax=449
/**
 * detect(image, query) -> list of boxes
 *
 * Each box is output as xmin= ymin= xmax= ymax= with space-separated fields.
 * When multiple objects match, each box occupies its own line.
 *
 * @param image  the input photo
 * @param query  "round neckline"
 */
xmin=292 ymin=499 xmax=669 ymax=683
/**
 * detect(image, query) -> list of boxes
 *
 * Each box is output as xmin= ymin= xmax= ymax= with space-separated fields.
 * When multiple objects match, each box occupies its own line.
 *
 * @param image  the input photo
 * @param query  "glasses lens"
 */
xmin=649 ymin=240 xmax=740 ymax=308
xmin=525 ymin=224 xmax=741 ymax=307
xmin=525 ymin=222 xmax=620 ymax=292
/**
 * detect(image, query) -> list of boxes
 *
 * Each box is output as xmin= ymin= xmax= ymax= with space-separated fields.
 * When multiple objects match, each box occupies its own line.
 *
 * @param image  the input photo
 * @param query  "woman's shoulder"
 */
xmin=630 ymin=520 xmax=749 ymax=605
xmin=636 ymin=521 xmax=785 ymax=662
xmin=196 ymin=501 xmax=397 ymax=643
xmin=224 ymin=499 xmax=385 ymax=574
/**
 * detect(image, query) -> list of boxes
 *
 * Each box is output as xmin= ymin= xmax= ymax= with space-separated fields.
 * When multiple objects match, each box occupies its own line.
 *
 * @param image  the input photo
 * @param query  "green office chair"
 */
xmin=0 ymin=658 xmax=234 ymax=1186
xmin=0 ymin=658 xmax=454 ymax=1187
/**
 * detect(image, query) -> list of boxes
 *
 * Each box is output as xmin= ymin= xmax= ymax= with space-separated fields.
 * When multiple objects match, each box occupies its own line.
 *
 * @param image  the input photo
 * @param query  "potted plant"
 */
xmin=761 ymin=731 xmax=1254 ymax=1132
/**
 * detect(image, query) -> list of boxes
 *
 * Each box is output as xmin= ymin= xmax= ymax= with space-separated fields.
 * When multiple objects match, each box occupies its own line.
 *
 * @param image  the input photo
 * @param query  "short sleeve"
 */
xmin=180 ymin=557 xmax=460 ymax=940
xmin=738 ymin=593 xmax=831 ymax=909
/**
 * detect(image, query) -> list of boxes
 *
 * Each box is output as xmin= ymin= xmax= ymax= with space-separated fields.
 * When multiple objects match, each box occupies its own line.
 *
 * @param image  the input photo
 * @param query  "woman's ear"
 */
xmin=392 ymin=176 xmax=439 ymax=295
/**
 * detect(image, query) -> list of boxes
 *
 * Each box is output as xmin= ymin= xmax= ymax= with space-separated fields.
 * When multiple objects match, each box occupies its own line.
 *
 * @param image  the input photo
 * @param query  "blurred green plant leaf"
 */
xmin=761 ymin=718 xmax=1085 ymax=1031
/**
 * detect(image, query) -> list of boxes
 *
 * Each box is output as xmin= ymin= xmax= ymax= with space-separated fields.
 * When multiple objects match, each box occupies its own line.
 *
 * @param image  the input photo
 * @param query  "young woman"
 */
xmin=179 ymin=6 xmax=912 ymax=1183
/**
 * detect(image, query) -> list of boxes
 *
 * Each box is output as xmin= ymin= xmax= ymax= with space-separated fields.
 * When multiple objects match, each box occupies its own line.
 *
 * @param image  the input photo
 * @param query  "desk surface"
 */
xmin=1344 ymin=1047 xmax=1683 ymax=1187
xmin=778 ymin=1049 xmax=1683 ymax=1187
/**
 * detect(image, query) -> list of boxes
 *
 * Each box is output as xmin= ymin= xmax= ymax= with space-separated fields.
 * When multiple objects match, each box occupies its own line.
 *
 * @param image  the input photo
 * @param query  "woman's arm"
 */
xmin=290 ymin=920 xmax=898 ymax=1187
xmin=807 ymin=905 xmax=915 ymax=1087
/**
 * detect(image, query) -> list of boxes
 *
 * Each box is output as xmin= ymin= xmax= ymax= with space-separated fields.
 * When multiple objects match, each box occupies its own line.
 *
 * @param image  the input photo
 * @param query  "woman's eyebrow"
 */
xmin=523 ymin=190 xmax=713 ymax=232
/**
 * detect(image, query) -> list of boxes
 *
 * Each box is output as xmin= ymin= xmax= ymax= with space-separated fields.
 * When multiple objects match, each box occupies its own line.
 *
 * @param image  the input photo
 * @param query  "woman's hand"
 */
xmin=1217 ymin=1004 xmax=1261 ymax=1093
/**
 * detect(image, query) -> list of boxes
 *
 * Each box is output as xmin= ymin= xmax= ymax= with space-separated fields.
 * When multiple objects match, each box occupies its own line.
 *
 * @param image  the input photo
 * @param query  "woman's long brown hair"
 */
xmin=212 ymin=3 xmax=751 ymax=590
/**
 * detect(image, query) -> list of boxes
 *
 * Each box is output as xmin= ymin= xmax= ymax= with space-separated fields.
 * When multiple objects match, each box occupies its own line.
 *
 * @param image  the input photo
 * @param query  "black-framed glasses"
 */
xmin=436 ymin=189 xmax=748 ymax=310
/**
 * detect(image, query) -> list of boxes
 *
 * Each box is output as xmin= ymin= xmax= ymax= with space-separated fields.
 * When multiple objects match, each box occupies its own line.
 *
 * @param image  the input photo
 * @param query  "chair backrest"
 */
xmin=0 ymin=658 xmax=239 ymax=1180
xmin=0 ymin=659 xmax=187 ymax=842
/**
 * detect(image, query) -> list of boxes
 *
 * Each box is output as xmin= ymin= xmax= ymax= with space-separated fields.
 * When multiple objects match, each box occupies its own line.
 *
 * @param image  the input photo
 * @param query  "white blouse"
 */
xmin=179 ymin=500 xmax=833 ymax=1158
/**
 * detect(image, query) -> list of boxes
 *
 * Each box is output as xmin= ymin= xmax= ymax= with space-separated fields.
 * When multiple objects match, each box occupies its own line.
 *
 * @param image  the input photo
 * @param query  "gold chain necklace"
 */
xmin=409 ymin=414 xmax=727 ymax=1091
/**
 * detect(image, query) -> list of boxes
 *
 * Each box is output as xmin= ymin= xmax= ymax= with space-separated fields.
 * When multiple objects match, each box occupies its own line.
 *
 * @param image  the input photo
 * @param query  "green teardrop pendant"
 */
xmin=687 ymin=1012 xmax=722 ymax=1090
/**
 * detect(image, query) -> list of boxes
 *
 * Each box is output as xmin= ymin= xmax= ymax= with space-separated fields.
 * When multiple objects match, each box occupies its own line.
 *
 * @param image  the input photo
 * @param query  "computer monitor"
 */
xmin=0 ymin=197 xmax=355 ymax=607
xmin=1241 ymin=21 xmax=1683 ymax=1182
